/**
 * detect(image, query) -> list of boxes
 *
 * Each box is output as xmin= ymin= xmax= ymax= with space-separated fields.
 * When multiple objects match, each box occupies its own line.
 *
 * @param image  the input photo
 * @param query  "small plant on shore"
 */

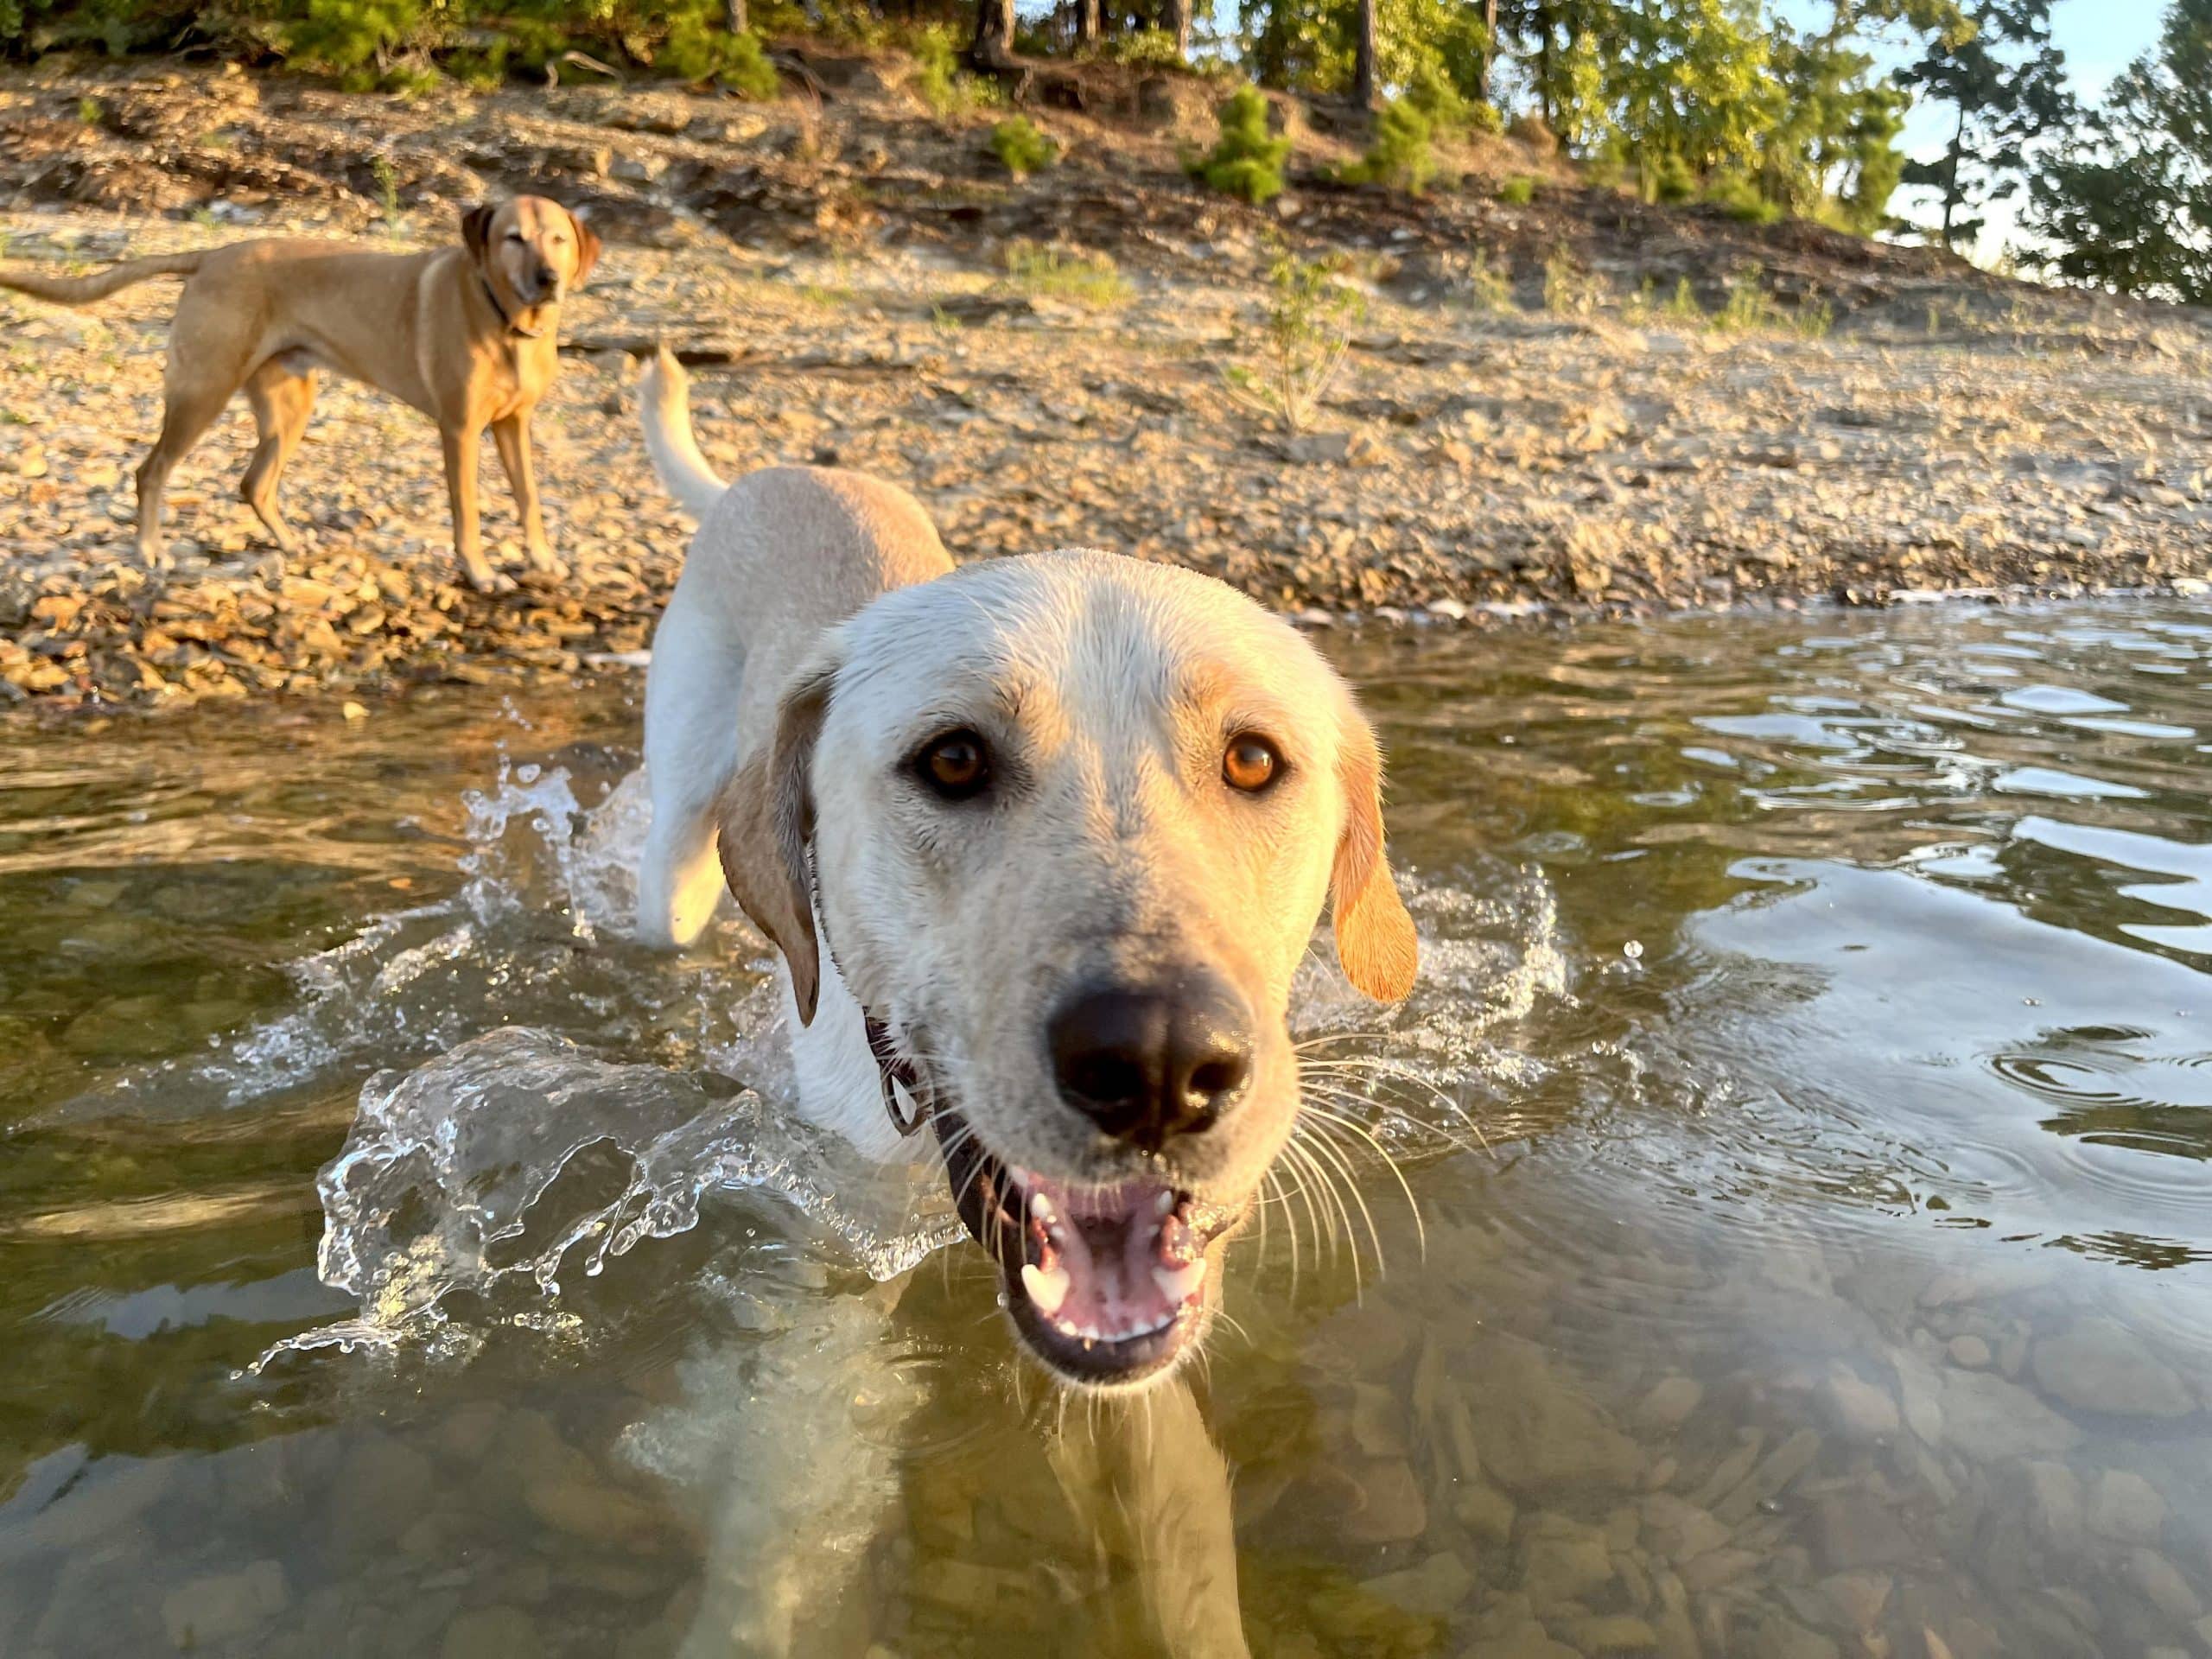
xmin=1704 ymin=169 xmax=1781 ymax=225
xmin=1664 ymin=276 xmax=1704 ymax=323
xmin=1496 ymin=174 xmax=1537 ymax=206
xmin=444 ymin=42 xmax=508 ymax=90
xmin=1224 ymin=249 xmax=1365 ymax=432
xmin=1405 ymin=67 xmax=1468 ymax=132
xmin=990 ymin=115 xmax=1058 ymax=180
xmin=76 ymin=95 xmax=103 ymax=124
xmin=1338 ymin=96 xmax=1440 ymax=194
xmin=912 ymin=24 xmax=1001 ymax=118
xmin=372 ymin=155 xmax=400 ymax=226
xmin=1713 ymin=264 xmax=1831 ymax=338
xmin=1002 ymin=240 xmax=1131 ymax=307
xmin=1185 ymin=85 xmax=1291 ymax=206
xmin=662 ymin=14 xmax=779 ymax=98
xmin=1465 ymin=248 xmax=1514 ymax=311
xmin=1645 ymin=152 xmax=1697 ymax=204
xmin=1541 ymin=246 xmax=1604 ymax=316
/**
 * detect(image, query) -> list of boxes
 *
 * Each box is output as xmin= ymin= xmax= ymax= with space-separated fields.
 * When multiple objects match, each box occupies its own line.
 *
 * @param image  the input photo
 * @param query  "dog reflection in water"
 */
xmin=624 ymin=1284 xmax=1250 ymax=1659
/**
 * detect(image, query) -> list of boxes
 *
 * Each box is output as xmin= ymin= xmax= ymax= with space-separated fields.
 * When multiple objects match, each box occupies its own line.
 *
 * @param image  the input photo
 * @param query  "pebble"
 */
xmin=1637 ymin=1375 xmax=1704 ymax=1431
xmin=1944 ymin=1335 xmax=1991 ymax=1369
xmin=1826 ymin=1370 xmax=1900 ymax=1439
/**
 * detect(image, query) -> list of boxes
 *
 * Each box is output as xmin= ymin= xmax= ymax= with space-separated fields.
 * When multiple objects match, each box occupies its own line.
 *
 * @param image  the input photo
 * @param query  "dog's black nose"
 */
xmin=1048 ymin=976 xmax=1255 ymax=1151
xmin=530 ymin=264 xmax=557 ymax=296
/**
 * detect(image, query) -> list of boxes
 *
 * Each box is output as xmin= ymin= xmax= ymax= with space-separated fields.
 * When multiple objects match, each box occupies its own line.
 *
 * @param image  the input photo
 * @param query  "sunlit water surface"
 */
xmin=3 ymin=599 xmax=2211 ymax=1659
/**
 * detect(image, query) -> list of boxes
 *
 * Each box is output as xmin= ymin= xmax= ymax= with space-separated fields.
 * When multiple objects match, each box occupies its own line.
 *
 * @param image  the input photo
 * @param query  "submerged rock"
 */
xmin=160 ymin=1560 xmax=289 ymax=1648
xmin=1460 ymin=1335 xmax=1645 ymax=1496
xmin=2030 ymin=1320 xmax=2196 ymax=1421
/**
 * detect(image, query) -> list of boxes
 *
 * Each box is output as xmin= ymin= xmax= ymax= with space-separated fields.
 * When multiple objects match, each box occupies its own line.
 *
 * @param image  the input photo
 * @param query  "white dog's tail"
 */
xmin=637 ymin=345 xmax=728 ymax=521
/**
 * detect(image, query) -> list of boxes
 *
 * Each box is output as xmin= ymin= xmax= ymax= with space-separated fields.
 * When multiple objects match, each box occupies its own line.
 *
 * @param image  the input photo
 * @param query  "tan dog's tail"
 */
xmin=0 ymin=251 xmax=204 ymax=307
xmin=637 ymin=346 xmax=728 ymax=521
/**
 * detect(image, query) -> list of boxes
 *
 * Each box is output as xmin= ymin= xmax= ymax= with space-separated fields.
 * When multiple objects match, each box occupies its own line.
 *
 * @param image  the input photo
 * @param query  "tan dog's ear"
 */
xmin=567 ymin=207 xmax=601 ymax=285
xmin=1331 ymin=711 xmax=1418 ymax=1002
xmin=461 ymin=204 xmax=497 ymax=265
xmin=716 ymin=666 xmax=832 ymax=1023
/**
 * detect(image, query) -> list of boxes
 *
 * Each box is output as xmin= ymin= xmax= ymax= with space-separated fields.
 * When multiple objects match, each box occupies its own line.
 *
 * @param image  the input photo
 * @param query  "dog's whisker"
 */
xmin=1294 ymin=1117 xmax=1389 ymax=1266
xmin=1287 ymin=1130 xmax=1370 ymax=1297
xmin=1262 ymin=1165 xmax=1300 ymax=1305
xmin=1278 ymin=1140 xmax=1346 ymax=1291
xmin=1296 ymin=1077 xmax=1478 ymax=1164
xmin=1297 ymin=1063 xmax=1495 ymax=1160
xmin=1291 ymin=1029 xmax=1401 ymax=1052
xmin=1297 ymin=1103 xmax=1428 ymax=1264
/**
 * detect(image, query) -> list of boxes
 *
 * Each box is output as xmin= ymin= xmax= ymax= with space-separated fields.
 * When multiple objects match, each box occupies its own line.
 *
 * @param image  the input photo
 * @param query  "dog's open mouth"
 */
xmin=933 ymin=1108 xmax=1231 ymax=1386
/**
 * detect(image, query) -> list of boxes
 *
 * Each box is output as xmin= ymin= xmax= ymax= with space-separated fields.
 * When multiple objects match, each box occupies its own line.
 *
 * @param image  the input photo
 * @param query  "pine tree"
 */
xmin=1897 ymin=0 xmax=2074 ymax=251
xmin=2028 ymin=0 xmax=2212 ymax=302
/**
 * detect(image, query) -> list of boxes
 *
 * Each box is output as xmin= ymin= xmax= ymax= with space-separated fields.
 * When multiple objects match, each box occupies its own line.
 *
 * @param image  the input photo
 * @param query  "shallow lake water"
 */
xmin=3 ymin=598 xmax=2211 ymax=1659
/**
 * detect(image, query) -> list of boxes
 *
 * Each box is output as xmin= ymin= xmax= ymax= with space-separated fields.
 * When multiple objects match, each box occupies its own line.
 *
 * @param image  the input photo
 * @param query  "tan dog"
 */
xmin=633 ymin=348 xmax=1417 ymax=1391
xmin=0 ymin=197 xmax=598 ymax=592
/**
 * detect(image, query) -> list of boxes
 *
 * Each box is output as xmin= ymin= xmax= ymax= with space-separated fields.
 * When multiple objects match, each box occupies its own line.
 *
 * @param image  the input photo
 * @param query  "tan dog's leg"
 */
xmin=136 ymin=376 xmax=233 ymax=573
xmin=492 ymin=413 xmax=563 ymax=578
xmin=441 ymin=424 xmax=507 ymax=593
xmin=240 ymin=360 xmax=317 ymax=557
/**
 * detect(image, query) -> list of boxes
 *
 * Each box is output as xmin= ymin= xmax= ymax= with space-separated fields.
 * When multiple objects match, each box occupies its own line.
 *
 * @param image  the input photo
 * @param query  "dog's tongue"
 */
xmin=1013 ymin=1171 xmax=1205 ymax=1344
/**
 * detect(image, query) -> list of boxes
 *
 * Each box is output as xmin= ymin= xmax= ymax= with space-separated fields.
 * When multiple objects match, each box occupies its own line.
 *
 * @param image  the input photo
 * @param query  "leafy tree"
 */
xmin=1897 ymin=0 xmax=2074 ymax=249
xmin=2027 ymin=0 xmax=2212 ymax=302
xmin=1493 ymin=0 xmax=1926 ymax=230
xmin=1242 ymin=0 xmax=1491 ymax=105
xmin=1760 ymin=15 xmax=1910 ymax=232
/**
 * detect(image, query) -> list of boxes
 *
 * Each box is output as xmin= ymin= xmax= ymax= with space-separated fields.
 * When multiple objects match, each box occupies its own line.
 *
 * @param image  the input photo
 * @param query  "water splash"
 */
xmin=251 ymin=1027 xmax=962 ymax=1370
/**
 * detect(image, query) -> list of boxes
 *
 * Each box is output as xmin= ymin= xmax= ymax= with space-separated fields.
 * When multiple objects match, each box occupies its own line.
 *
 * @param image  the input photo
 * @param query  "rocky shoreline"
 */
xmin=4 ymin=64 xmax=2210 ymax=710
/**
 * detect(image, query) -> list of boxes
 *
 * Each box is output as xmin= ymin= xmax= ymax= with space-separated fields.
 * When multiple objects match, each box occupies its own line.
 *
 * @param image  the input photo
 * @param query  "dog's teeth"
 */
xmin=1154 ymin=1258 xmax=1206 ymax=1305
xmin=1029 ymin=1192 xmax=1059 ymax=1225
xmin=1020 ymin=1261 xmax=1071 ymax=1317
xmin=1154 ymin=1190 xmax=1176 ymax=1217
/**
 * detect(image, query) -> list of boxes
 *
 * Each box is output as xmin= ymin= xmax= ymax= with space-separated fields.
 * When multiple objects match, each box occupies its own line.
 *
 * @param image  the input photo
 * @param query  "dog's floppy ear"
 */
xmin=716 ymin=664 xmax=833 ymax=1024
xmin=1330 ymin=709 xmax=1418 ymax=1002
xmin=461 ymin=203 xmax=497 ymax=265
xmin=566 ymin=207 xmax=602 ymax=285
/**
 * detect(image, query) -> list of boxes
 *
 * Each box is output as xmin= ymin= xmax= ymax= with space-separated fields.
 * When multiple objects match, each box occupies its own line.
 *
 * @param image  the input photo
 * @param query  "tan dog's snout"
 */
xmin=1046 ymin=970 xmax=1256 ymax=1154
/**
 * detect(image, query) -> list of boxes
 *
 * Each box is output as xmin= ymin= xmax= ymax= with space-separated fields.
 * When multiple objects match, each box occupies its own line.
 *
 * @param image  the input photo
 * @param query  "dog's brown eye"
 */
xmin=1223 ymin=734 xmax=1282 ymax=793
xmin=917 ymin=730 xmax=990 ymax=800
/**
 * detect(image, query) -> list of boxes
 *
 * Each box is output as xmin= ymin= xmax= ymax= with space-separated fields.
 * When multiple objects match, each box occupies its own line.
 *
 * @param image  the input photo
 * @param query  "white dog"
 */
xmin=633 ymin=347 xmax=1416 ymax=1391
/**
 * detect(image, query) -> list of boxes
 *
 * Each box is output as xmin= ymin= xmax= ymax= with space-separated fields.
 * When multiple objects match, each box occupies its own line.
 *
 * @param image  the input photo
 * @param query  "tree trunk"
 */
xmin=1353 ymin=0 xmax=1377 ymax=106
xmin=1480 ymin=0 xmax=1498 ymax=105
xmin=1536 ymin=7 xmax=1553 ymax=128
xmin=1942 ymin=102 xmax=1967 ymax=249
xmin=1077 ymin=0 xmax=1101 ymax=45
xmin=973 ymin=0 xmax=1014 ymax=66
xmin=1160 ymin=0 xmax=1191 ymax=57
xmin=724 ymin=0 xmax=747 ymax=34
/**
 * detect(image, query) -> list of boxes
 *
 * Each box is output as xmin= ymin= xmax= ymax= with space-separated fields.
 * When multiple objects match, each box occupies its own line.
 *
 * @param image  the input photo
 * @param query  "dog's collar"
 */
xmin=866 ymin=1014 xmax=933 ymax=1137
xmin=477 ymin=270 xmax=545 ymax=340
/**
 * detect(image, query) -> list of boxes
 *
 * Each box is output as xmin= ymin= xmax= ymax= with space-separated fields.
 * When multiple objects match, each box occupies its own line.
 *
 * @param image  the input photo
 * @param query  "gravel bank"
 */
xmin=4 ymin=66 xmax=2210 ymax=709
